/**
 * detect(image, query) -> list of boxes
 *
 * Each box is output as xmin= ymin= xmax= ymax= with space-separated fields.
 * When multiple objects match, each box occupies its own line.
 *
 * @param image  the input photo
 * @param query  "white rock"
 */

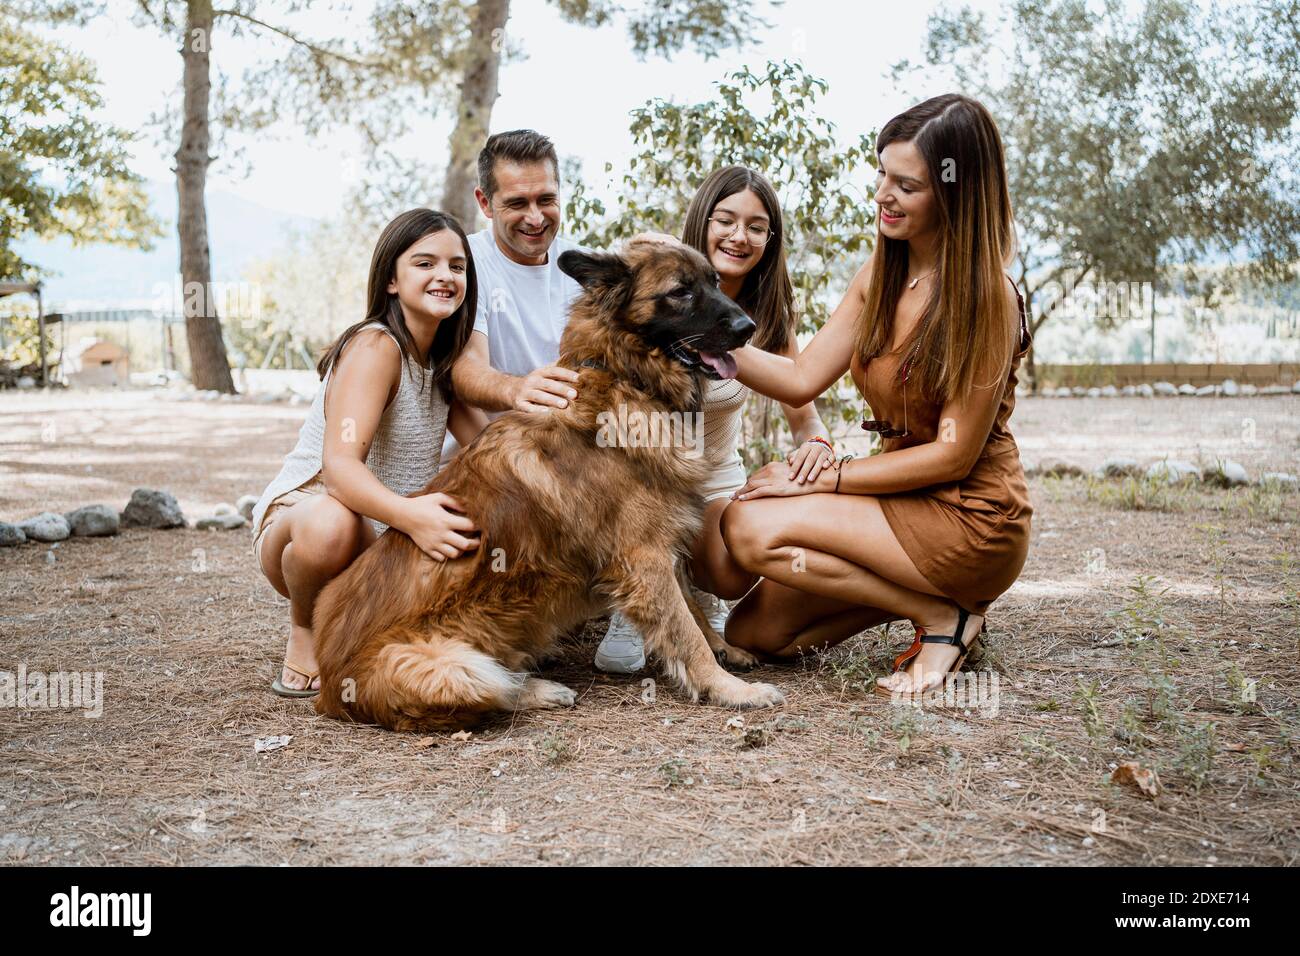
xmin=1240 ymin=384 xmax=1257 ymax=396
xmin=237 ymin=495 xmax=259 ymax=521
xmin=1261 ymin=385 xmax=1290 ymax=395
xmin=1178 ymin=383 xmax=1198 ymax=395
xmin=1136 ymin=383 xmax=1155 ymax=398
xmin=196 ymin=513 xmax=247 ymax=531
xmin=1072 ymin=386 xmax=1087 ymax=397
xmin=1260 ymin=472 xmax=1298 ymax=489
xmin=1146 ymin=459 xmax=1200 ymax=484
xmin=1120 ymin=385 xmax=1136 ymax=396
xmin=18 ymin=512 xmax=71 ymax=542
xmin=1195 ymin=384 xmax=1217 ymax=396
xmin=1205 ymin=460 xmax=1248 ymax=487
xmin=213 ymin=503 xmax=237 ymax=516
xmin=1152 ymin=381 xmax=1178 ymax=396
xmin=1100 ymin=385 xmax=1119 ymax=397
xmin=1293 ymin=381 xmax=1300 ymax=393
xmin=0 ymin=523 xmax=26 ymax=547
xmin=1221 ymin=379 xmax=1239 ymax=396
xmin=64 ymin=504 xmax=119 ymax=537
xmin=1086 ymin=387 xmax=1102 ymax=398
xmin=1053 ymin=387 xmax=1072 ymax=398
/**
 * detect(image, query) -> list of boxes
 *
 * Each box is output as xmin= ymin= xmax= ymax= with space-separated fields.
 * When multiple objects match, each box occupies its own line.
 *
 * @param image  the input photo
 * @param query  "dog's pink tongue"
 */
xmin=699 ymin=351 xmax=738 ymax=379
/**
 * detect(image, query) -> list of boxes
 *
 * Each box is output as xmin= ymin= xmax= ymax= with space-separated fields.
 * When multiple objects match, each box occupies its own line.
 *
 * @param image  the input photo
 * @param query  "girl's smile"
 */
xmin=387 ymin=229 xmax=468 ymax=326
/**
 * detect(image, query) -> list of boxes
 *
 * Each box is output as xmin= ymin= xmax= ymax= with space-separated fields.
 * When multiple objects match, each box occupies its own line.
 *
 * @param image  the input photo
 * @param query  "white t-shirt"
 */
xmin=468 ymin=228 xmax=588 ymax=385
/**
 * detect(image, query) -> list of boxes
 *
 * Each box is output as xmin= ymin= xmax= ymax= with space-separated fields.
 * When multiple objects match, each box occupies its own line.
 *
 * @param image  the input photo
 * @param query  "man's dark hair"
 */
xmin=476 ymin=129 xmax=560 ymax=201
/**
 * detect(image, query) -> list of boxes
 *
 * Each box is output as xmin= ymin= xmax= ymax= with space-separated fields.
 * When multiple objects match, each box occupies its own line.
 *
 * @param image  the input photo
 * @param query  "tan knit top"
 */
xmin=250 ymin=322 xmax=449 ymax=538
xmin=700 ymin=377 xmax=750 ymax=471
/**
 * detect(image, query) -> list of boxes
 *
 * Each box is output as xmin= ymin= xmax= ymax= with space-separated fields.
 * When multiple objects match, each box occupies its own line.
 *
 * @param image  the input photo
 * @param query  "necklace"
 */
xmin=907 ymin=270 xmax=935 ymax=290
xmin=861 ymin=302 xmax=929 ymax=440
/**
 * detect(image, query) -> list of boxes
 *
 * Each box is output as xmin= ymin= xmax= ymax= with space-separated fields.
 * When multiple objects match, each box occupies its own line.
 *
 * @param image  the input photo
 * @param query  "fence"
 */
xmin=1036 ymin=363 xmax=1300 ymax=389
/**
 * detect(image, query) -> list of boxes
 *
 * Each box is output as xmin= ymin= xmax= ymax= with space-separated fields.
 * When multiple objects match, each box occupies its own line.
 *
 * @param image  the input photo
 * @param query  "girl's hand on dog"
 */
xmin=731 ymin=460 xmax=829 ymax=501
xmin=400 ymin=492 xmax=480 ymax=562
xmin=786 ymin=440 xmax=835 ymax=484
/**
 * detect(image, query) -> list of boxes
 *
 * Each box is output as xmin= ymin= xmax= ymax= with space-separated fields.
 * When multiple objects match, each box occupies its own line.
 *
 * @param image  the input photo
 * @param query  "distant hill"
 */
xmin=12 ymin=180 xmax=317 ymax=308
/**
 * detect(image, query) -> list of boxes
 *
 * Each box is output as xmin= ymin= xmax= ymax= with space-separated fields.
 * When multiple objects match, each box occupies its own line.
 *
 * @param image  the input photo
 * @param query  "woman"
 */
xmin=251 ymin=208 xmax=489 ymax=697
xmin=595 ymin=166 xmax=838 ymax=673
xmin=720 ymin=94 xmax=1032 ymax=698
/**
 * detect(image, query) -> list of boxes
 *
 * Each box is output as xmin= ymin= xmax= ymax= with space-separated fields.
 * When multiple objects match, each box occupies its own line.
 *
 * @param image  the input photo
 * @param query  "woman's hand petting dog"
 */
xmin=397 ymin=492 xmax=481 ymax=562
xmin=786 ymin=440 xmax=836 ymax=484
xmin=732 ymin=458 xmax=831 ymax=501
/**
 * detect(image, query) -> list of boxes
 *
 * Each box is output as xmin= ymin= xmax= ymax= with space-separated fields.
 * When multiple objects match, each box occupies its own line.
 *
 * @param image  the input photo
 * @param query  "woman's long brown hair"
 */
xmin=316 ymin=208 xmax=477 ymax=404
xmin=855 ymin=94 xmax=1017 ymax=405
xmin=681 ymin=165 xmax=794 ymax=354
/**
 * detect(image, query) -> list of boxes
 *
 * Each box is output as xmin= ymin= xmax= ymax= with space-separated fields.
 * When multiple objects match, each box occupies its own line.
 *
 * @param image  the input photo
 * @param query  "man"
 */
xmin=450 ymin=129 xmax=654 ymax=673
xmin=450 ymin=129 xmax=587 ymax=421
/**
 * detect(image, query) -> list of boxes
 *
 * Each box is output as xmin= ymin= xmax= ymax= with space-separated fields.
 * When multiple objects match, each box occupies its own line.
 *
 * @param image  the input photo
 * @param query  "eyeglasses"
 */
xmin=707 ymin=216 xmax=772 ymax=247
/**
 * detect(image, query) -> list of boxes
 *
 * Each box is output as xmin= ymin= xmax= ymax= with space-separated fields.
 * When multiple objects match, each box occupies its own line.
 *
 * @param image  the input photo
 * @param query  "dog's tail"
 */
xmin=325 ymin=628 xmax=525 ymax=732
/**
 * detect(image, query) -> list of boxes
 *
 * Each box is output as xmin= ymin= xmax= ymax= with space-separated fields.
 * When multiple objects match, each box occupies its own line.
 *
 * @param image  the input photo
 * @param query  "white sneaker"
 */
xmin=691 ymin=585 xmax=731 ymax=638
xmin=594 ymin=611 xmax=646 ymax=674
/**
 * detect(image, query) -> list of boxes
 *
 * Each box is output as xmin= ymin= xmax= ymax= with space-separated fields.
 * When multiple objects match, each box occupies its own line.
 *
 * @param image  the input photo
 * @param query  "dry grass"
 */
xmin=1 ymin=390 xmax=1297 ymax=865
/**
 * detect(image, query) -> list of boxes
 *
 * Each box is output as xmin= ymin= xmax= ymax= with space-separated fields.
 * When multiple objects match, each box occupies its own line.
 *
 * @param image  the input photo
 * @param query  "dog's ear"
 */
xmin=558 ymin=250 xmax=631 ymax=291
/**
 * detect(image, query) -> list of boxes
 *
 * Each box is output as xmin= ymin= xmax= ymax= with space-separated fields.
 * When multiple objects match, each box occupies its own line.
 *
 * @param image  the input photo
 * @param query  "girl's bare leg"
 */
xmin=690 ymin=497 xmax=758 ymax=599
xmin=258 ymin=494 xmax=377 ymax=690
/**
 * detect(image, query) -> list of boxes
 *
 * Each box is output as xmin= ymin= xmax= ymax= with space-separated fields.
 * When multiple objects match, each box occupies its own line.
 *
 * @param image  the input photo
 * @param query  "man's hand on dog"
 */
xmin=511 ymin=365 xmax=580 ymax=413
xmin=400 ymin=492 xmax=480 ymax=562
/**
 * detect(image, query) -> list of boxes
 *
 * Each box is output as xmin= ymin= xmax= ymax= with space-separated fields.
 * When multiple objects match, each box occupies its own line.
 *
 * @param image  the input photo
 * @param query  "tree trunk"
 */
xmin=440 ymin=0 xmax=511 ymax=229
xmin=176 ymin=0 xmax=235 ymax=393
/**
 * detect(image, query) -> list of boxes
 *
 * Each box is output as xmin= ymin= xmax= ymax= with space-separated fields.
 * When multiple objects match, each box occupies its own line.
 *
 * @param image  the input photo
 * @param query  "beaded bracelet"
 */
xmin=805 ymin=435 xmax=834 ymax=454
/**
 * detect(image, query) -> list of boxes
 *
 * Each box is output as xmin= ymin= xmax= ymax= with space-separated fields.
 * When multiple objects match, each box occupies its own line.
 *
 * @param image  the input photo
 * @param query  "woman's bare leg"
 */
xmin=258 ymin=494 xmax=377 ymax=690
xmin=725 ymin=576 xmax=900 ymax=658
xmin=720 ymin=493 xmax=983 ymax=693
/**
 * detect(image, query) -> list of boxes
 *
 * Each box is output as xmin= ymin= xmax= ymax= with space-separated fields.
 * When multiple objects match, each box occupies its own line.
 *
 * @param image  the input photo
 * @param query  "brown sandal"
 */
xmin=873 ymin=604 xmax=982 ymax=701
xmin=271 ymin=654 xmax=319 ymax=699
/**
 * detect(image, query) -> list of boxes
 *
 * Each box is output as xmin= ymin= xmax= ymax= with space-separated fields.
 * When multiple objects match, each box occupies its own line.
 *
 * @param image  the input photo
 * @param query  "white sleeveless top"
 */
xmin=250 ymin=322 xmax=449 ymax=539
xmin=701 ymin=377 xmax=749 ymax=472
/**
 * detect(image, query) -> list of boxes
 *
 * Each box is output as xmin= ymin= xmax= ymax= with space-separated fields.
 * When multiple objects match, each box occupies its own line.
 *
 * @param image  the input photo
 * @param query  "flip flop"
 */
xmin=271 ymin=654 xmax=320 ymax=699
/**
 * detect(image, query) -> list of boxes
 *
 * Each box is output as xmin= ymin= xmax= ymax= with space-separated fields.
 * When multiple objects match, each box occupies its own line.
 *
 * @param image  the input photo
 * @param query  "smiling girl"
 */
xmin=251 ymin=208 xmax=490 ymax=697
xmin=594 ymin=166 xmax=836 ymax=673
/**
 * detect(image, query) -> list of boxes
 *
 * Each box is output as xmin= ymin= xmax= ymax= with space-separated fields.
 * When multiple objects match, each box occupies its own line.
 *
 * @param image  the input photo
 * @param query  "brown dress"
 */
xmin=850 ymin=279 xmax=1033 ymax=616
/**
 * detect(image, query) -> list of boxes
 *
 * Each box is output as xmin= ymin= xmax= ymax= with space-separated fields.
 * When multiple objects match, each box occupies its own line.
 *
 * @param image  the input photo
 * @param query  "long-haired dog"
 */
xmin=312 ymin=241 xmax=785 ymax=732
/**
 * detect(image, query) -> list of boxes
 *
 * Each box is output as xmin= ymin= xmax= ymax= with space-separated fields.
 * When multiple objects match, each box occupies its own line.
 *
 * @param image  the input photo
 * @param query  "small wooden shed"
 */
xmin=64 ymin=337 xmax=130 ymax=387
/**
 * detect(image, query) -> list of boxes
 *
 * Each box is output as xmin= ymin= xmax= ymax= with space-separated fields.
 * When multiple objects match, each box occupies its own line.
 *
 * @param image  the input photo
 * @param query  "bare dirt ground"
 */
xmin=2 ymin=389 xmax=1297 ymax=866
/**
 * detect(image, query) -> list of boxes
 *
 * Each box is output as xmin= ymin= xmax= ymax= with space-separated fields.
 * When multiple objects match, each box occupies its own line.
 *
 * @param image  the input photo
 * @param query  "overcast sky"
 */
xmin=39 ymin=0 xmax=1011 ymax=222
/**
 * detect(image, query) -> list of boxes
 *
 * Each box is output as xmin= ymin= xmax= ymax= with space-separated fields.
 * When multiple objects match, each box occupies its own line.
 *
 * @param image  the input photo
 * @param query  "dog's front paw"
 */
xmin=515 ymin=677 xmax=578 ymax=710
xmin=707 ymin=674 xmax=785 ymax=709
xmin=715 ymin=642 xmax=759 ymax=671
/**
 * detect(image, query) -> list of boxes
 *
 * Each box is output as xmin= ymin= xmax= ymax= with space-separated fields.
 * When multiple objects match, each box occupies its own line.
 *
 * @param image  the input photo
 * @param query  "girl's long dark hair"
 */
xmin=316 ymin=208 xmax=476 ymax=403
xmin=681 ymin=165 xmax=794 ymax=354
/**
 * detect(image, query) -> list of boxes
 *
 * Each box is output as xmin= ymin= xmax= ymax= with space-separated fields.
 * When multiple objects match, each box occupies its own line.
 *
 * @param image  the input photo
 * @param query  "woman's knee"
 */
xmin=718 ymin=499 xmax=775 ymax=566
